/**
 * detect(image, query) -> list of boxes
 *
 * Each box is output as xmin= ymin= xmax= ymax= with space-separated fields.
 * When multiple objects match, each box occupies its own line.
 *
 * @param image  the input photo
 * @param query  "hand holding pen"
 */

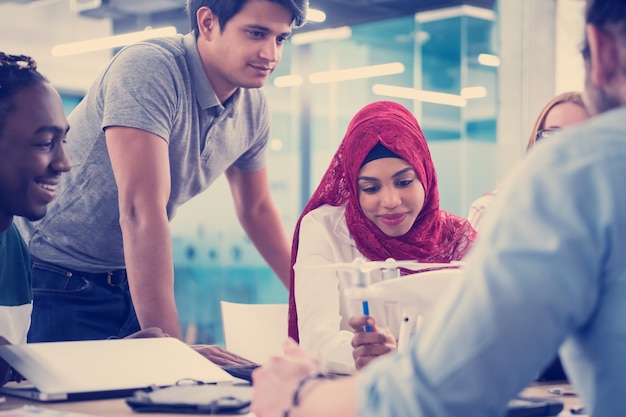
xmin=348 ymin=315 xmax=397 ymax=370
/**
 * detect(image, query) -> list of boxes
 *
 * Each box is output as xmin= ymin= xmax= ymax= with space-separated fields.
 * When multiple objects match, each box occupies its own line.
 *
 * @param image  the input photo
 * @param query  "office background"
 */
xmin=0 ymin=0 xmax=585 ymax=345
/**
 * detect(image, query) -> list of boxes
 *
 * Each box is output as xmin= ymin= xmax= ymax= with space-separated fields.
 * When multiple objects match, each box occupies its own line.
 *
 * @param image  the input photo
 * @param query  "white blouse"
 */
xmin=293 ymin=204 xmax=402 ymax=375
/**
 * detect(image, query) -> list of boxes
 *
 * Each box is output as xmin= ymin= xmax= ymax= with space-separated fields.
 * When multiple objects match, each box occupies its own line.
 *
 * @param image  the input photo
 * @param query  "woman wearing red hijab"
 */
xmin=288 ymin=101 xmax=476 ymax=374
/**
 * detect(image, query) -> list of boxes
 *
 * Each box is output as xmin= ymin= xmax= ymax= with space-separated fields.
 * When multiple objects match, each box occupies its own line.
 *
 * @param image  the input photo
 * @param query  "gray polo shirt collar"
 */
xmin=183 ymin=33 xmax=240 ymax=116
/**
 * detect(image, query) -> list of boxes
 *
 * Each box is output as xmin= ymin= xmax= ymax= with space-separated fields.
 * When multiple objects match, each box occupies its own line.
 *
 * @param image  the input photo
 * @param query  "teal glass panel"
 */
xmin=60 ymin=93 xmax=83 ymax=116
xmin=306 ymin=16 xmax=416 ymax=190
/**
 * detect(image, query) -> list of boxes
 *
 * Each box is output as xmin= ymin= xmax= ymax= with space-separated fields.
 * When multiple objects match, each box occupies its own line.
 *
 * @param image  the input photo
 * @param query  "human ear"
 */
xmin=585 ymin=24 xmax=618 ymax=88
xmin=196 ymin=6 xmax=216 ymax=39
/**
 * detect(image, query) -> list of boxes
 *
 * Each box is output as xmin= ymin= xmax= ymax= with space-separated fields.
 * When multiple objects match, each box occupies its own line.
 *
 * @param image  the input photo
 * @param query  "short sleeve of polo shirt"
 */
xmin=98 ymin=42 xmax=182 ymax=143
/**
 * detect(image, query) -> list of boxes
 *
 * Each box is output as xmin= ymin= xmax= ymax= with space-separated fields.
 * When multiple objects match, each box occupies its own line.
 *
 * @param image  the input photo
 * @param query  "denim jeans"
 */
xmin=27 ymin=258 xmax=140 ymax=342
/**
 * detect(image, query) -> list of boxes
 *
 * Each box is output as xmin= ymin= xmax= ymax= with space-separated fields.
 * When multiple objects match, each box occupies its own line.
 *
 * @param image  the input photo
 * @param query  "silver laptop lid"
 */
xmin=0 ymin=338 xmax=236 ymax=400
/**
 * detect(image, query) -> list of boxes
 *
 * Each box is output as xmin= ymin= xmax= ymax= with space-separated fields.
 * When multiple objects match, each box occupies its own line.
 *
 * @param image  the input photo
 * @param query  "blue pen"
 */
xmin=362 ymin=300 xmax=372 ymax=332
xmin=356 ymin=270 xmax=372 ymax=332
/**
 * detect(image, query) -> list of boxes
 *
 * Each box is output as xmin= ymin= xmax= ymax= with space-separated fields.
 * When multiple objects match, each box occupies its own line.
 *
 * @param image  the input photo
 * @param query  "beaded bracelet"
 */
xmin=283 ymin=372 xmax=330 ymax=417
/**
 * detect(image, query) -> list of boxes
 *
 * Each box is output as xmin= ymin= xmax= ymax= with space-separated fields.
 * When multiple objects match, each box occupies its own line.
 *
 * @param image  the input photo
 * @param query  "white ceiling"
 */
xmin=1 ymin=1 xmax=115 ymax=93
xmin=0 ymin=0 xmax=500 ymax=93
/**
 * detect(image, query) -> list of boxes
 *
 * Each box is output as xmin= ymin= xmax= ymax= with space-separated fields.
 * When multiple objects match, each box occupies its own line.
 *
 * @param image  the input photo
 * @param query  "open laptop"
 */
xmin=0 ymin=337 xmax=239 ymax=402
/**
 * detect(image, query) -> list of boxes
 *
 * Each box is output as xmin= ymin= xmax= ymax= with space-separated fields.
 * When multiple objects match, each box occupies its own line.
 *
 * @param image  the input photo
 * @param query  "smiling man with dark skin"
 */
xmin=0 ymin=52 xmax=70 ymax=384
xmin=0 ymin=53 xmax=70 ymax=345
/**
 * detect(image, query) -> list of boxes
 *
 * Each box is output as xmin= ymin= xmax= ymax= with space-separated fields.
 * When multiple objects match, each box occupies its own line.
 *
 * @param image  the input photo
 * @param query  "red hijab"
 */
xmin=288 ymin=101 xmax=476 ymax=341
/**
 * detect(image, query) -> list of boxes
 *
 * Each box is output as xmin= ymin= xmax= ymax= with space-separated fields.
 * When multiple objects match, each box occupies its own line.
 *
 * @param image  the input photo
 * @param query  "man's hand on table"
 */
xmin=124 ymin=327 xmax=257 ymax=366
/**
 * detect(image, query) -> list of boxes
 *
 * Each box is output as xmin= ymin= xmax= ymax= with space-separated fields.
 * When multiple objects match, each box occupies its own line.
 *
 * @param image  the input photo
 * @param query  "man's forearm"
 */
xmin=121 ymin=215 xmax=182 ymax=339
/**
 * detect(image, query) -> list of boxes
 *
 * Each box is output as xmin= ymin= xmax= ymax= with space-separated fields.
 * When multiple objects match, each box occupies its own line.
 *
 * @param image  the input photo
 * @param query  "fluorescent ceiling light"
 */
xmin=291 ymin=26 xmax=352 ymax=45
xmin=273 ymin=75 xmax=304 ymax=87
xmin=51 ymin=26 xmax=177 ymax=57
xmin=309 ymin=62 xmax=405 ymax=84
xmin=461 ymin=86 xmax=488 ymax=99
xmin=415 ymin=30 xmax=431 ymax=45
xmin=306 ymin=8 xmax=326 ymax=23
xmin=477 ymin=53 xmax=501 ymax=67
xmin=416 ymin=5 xmax=496 ymax=23
xmin=28 ymin=0 xmax=64 ymax=8
xmin=372 ymin=84 xmax=467 ymax=107
xmin=269 ymin=138 xmax=284 ymax=151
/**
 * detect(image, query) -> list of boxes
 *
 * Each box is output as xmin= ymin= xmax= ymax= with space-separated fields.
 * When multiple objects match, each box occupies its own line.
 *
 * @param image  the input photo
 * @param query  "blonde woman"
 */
xmin=467 ymin=91 xmax=589 ymax=232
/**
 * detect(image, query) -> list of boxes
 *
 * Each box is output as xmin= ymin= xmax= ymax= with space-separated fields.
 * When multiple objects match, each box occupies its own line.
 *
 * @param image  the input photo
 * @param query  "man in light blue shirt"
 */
xmin=249 ymin=1 xmax=626 ymax=416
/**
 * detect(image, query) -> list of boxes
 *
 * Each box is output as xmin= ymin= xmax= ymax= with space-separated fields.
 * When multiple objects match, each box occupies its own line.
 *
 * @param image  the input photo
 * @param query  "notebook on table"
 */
xmin=0 ymin=338 xmax=238 ymax=402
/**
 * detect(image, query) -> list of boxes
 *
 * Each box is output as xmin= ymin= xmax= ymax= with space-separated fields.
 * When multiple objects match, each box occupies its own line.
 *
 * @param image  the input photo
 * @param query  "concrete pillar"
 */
xmin=496 ymin=0 xmax=557 ymax=180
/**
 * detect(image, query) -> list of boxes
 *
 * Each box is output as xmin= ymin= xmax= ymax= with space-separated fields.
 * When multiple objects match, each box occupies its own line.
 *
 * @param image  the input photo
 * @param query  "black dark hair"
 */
xmin=0 ymin=52 xmax=48 ymax=133
xmin=582 ymin=0 xmax=626 ymax=58
xmin=360 ymin=142 xmax=402 ymax=168
xmin=187 ymin=0 xmax=307 ymax=38
xmin=586 ymin=0 xmax=626 ymax=29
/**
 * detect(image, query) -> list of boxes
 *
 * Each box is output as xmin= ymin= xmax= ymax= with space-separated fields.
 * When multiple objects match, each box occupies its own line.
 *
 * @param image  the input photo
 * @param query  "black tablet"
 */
xmin=126 ymin=384 xmax=252 ymax=414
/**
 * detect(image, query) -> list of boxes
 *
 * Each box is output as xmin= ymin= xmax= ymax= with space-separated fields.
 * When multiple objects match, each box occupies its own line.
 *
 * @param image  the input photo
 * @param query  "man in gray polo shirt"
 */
xmin=17 ymin=0 xmax=307 ymax=342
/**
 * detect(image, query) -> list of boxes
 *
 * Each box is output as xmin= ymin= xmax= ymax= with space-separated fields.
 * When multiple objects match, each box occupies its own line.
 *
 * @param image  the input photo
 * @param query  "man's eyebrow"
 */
xmin=35 ymin=125 xmax=70 ymax=135
xmin=243 ymin=24 xmax=292 ymax=38
xmin=244 ymin=24 xmax=270 ymax=32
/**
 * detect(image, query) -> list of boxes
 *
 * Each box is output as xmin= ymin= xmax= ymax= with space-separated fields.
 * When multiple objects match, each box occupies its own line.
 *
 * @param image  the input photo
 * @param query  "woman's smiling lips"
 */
xmin=379 ymin=213 xmax=408 ymax=226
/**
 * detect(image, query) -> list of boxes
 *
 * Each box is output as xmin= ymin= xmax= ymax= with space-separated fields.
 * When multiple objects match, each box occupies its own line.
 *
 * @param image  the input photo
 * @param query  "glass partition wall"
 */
xmin=415 ymin=6 xmax=499 ymax=216
xmin=170 ymin=5 xmax=499 ymax=345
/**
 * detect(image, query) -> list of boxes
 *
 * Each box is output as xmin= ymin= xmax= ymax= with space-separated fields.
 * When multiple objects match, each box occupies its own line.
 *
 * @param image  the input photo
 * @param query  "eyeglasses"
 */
xmin=535 ymin=128 xmax=561 ymax=141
